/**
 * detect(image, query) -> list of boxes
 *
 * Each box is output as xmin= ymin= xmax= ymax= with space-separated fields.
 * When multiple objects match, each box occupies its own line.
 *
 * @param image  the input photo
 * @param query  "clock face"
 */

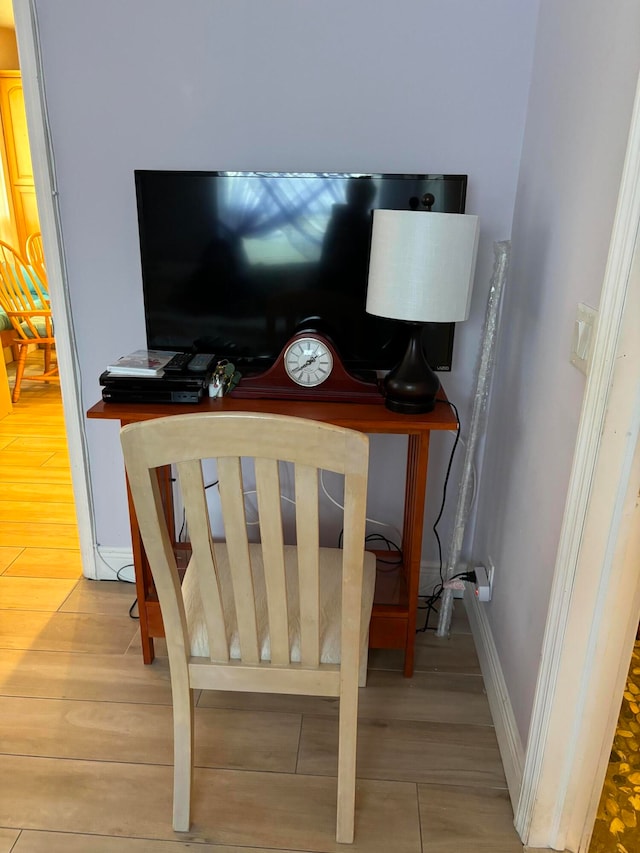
xmin=284 ymin=336 xmax=334 ymax=387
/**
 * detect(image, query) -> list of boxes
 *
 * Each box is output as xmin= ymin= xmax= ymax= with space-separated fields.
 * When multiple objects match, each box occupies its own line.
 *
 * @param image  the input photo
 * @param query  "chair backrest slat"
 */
xmin=217 ymin=455 xmax=260 ymax=664
xmin=295 ymin=463 xmax=321 ymax=666
xmin=177 ymin=458 xmax=229 ymax=661
xmin=129 ymin=466 xmax=191 ymax=663
xmin=254 ymin=456 xmax=290 ymax=665
xmin=26 ymin=231 xmax=46 ymax=280
xmin=339 ymin=435 xmax=371 ymax=676
xmin=0 ymin=240 xmax=48 ymax=312
xmin=0 ymin=260 xmax=35 ymax=313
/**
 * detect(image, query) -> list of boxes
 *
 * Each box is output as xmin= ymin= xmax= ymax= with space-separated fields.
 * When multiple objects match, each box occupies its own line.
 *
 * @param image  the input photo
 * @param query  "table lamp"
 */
xmin=366 ymin=209 xmax=480 ymax=413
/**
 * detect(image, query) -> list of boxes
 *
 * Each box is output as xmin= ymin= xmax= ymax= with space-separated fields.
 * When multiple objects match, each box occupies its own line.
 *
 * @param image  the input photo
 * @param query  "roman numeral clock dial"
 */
xmin=284 ymin=337 xmax=334 ymax=387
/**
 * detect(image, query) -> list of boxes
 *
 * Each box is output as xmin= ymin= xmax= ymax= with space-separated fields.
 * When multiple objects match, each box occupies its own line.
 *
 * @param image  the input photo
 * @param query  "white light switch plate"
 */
xmin=571 ymin=303 xmax=598 ymax=375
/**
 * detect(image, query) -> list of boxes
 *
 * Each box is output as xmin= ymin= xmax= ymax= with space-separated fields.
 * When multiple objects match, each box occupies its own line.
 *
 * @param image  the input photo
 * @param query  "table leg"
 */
xmin=402 ymin=433 xmax=430 ymax=677
xmin=126 ymin=475 xmax=155 ymax=663
xmin=126 ymin=464 xmax=177 ymax=664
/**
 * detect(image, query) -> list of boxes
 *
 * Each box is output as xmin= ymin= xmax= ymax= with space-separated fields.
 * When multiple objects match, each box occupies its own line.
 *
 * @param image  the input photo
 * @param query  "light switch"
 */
xmin=571 ymin=303 xmax=598 ymax=375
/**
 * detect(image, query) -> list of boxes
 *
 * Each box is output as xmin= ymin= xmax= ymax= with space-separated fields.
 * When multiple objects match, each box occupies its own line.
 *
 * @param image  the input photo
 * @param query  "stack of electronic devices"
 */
xmin=99 ymin=350 xmax=217 ymax=404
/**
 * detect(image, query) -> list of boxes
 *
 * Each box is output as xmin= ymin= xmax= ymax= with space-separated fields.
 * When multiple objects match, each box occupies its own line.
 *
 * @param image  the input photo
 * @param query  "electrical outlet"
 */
xmin=486 ymin=557 xmax=495 ymax=597
xmin=474 ymin=565 xmax=492 ymax=601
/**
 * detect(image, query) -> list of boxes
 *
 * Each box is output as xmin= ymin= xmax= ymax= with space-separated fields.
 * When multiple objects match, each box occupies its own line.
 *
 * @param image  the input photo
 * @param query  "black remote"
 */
xmin=163 ymin=352 xmax=193 ymax=373
xmin=187 ymin=353 xmax=217 ymax=373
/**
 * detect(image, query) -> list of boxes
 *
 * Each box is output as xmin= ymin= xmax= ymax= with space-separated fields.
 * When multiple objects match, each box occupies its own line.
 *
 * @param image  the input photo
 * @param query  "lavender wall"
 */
xmin=33 ymin=0 xmax=538 ymax=556
xmin=473 ymin=0 xmax=640 ymax=742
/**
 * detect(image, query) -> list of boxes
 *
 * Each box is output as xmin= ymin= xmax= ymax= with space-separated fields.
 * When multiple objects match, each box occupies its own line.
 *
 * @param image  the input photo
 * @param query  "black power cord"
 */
xmin=337 ymin=529 xmax=403 ymax=572
xmin=365 ymin=532 xmax=403 ymax=571
xmin=415 ymin=396 xmax=463 ymax=632
xmin=432 ymin=396 xmax=461 ymax=585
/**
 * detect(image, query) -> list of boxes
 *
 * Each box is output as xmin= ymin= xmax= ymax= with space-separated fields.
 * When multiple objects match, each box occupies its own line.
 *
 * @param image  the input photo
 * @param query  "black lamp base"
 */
xmin=383 ymin=322 xmax=440 ymax=414
xmin=384 ymin=395 xmax=438 ymax=415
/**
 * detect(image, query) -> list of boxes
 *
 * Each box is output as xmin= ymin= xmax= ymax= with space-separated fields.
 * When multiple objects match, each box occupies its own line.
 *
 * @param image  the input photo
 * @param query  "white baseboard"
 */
xmin=464 ymin=591 xmax=525 ymax=812
xmin=94 ymin=546 xmax=135 ymax=583
xmin=94 ymin=554 xmax=443 ymax=588
xmin=93 ymin=556 xmax=462 ymax=594
xmin=92 ymin=555 xmax=461 ymax=595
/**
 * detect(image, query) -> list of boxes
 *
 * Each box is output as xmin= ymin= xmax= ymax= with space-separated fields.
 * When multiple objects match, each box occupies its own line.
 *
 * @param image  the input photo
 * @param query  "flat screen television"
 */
xmin=134 ymin=170 xmax=468 ymax=375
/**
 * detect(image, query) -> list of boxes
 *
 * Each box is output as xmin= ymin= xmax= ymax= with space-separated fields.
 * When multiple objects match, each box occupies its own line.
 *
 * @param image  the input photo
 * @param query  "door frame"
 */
xmin=515 ymin=72 xmax=640 ymax=851
xmin=13 ymin=0 xmax=97 ymax=579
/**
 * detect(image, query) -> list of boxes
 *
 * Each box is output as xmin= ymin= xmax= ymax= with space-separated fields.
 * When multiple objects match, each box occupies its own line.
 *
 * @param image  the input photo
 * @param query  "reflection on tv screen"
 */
xmin=135 ymin=171 xmax=467 ymax=373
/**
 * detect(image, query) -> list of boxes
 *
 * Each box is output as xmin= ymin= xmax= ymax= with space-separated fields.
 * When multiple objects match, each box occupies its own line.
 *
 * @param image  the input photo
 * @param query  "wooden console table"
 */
xmin=87 ymin=392 xmax=457 ymax=677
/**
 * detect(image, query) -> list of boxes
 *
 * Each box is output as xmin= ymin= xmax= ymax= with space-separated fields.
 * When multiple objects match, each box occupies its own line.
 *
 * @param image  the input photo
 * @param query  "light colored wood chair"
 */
xmin=120 ymin=411 xmax=376 ymax=843
xmin=0 ymin=239 xmax=58 ymax=402
xmin=25 ymin=230 xmax=46 ymax=280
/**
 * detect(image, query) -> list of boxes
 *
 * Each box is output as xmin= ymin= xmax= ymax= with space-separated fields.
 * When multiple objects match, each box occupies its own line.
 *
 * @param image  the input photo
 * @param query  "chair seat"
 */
xmin=19 ymin=315 xmax=51 ymax=338
xmin=183 ymin=542 xmax=376 ymax=663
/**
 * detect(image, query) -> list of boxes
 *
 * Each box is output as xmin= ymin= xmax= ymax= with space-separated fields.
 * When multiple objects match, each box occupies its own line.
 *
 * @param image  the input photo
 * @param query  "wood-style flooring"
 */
xmin=0 ymin=354 xmax=524 ymax=852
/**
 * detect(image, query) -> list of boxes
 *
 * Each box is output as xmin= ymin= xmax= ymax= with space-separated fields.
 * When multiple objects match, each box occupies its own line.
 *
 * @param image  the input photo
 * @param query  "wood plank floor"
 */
xmin=0 ymin=354 xmax=524 ymax=852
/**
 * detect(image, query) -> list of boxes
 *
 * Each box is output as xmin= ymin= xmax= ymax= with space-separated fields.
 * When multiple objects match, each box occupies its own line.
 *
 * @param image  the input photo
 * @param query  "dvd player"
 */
xmin=101 ymin=386 xmax=204 ymax=404
xmin=99 ymin=370 xmax=209 ymax=404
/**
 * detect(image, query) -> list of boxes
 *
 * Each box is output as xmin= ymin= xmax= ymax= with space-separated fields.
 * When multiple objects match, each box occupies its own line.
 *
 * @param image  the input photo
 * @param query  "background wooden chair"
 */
xmin=0 ymin=239 xmax=58 ymax=402
xmin=121 ymin=411 xmax=376 ymax=843
xmin=25 ymin=230 xmax=46 ymax=282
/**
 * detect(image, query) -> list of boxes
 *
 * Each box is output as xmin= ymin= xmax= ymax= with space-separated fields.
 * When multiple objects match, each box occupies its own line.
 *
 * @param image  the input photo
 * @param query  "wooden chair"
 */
xmin=0 ymin=239 xmax=58 ymax=402
xmin=25 ymin=230 xmax=46 ymax=280
xmin=120 ymin=411 xmax=376 ymax=843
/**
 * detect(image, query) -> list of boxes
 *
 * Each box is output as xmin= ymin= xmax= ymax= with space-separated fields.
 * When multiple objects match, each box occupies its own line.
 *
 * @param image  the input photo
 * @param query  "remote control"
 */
xmin=187 ymin=353 xmax=217 ymax=373
xmin=163 ymin=352 xmax=194 ymax=373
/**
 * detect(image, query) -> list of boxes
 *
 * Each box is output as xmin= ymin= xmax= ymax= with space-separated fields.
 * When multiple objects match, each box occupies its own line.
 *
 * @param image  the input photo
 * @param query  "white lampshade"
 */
xmin=366 ymin=210 xmax=480 ymax=323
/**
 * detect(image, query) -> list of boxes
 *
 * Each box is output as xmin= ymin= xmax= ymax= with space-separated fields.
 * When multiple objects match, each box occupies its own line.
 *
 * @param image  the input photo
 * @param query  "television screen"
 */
xmin=134 ymin=171 xmax=468 ymax=374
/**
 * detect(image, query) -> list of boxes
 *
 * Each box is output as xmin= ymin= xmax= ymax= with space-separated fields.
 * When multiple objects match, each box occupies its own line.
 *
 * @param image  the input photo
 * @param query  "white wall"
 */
xmin=473 ymin=0 xmax=640 ymax=745
xmin=33 ymin=0 xmax=538 ymax=556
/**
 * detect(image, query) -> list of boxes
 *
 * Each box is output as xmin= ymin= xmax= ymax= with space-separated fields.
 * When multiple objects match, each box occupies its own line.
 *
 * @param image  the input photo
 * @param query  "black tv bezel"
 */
xmin=134 ymin=170 xmax=468 ymax=374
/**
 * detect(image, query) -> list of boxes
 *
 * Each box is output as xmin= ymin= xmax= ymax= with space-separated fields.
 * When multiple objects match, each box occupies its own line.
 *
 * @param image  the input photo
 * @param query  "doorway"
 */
xmin=9 ymin=0 xmax=96 ymax=578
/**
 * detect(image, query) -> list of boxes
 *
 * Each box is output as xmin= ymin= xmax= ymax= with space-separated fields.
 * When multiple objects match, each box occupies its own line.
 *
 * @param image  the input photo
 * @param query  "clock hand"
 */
xmin=294 ymin=355 xmax=318 ymax=373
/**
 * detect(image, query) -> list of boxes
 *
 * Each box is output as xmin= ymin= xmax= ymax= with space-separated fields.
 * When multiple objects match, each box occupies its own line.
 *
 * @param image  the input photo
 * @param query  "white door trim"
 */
xmin=13 ymin=0 xmax=98 ymax=579
xmin=515 ymin=71 xmax=640 ymax=851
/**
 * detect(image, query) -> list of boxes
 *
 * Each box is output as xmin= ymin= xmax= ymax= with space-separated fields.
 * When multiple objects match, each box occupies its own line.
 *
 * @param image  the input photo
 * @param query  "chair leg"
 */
xmin=172 ymin=683 xmax=195 ymax=832
xmin=43 ymin=342 xmax=51 ymax=375
xmin=358 ymin=631 xmax=370 ymax=688
xmin=336 ymin=679 xmax=359 ymax=843
xmin=12 ymin=343 xmax=28 ymax=403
